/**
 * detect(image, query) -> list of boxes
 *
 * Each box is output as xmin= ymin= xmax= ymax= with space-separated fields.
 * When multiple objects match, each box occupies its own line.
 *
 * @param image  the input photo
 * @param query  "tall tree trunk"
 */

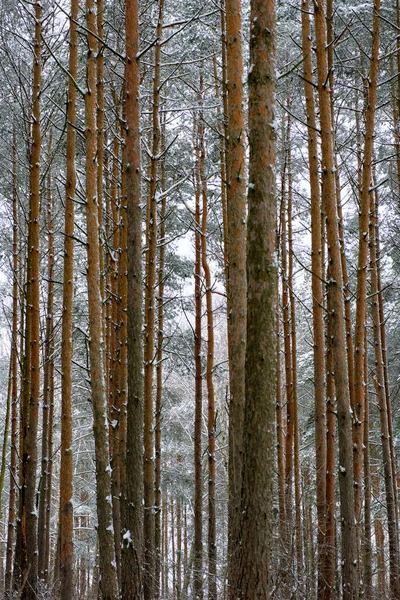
xmin=84 ymin=2 xmax=117 ymax=597
xmin=177 ymin=498 xmax=182 ymax=600
xmin=374 ymin=183 xmax=399 ymax=530
xmin=313 ymin=2 xmax=359 ymax=597
xmin=326 ymin=0 xmax=356 ymax=426
xmin=224 ymin=0 xmax=247 ymax=593
xmin=276 ymin=297 xmax=285 ymax=540
xmin=193 ymin=115 xmax=203 ymax=600
xmin=352 ymin=0 xmax=381 ymax=532
xmin=369 ymin=190 xmax=400 ymax=598
xmin=300 ymin=3 xmax=327 ymax=595
xmin=237 ymin=1 xmax=276 ymax=597
xmin=38 ymin=133 xmax=55 ymax=582
xmin=117 ymin=92 xmax=129 ymax=586
xmin=373 ymin=474 xmax=386 ymax=597
xmin=171 ymin=498 xmax=176 ymax=600
xmin=97 ymin=0 xmax=105 ymax=306
xmin=325 ymin=263 xmax=336 ymax=600
xmin=121 ymin=0 xmax=144 ymax=594
xmin=143 ymin=5 xmax=164 ymax=598
xmin=362 ymin=327 xmax=372 ymax=597
xmin=5 ymin=114 xmax=19 ymax=598
xmin=155 ymin=126 xmax=167 ymax=599
xmin=281 ymin=146 xmax=293 ymax=556
xmin=15 ymin=3 xmax=42 ymax=596
xmin=109 ymin=123 xmax=123 ymax=587
xmin=198 ymin=109 xmax=217 ymax=600
xmin=212 ymin=54 xmax=228 ymax=286
xmin=59 ymin=0 xmax=78 ymax=597
xmin=287 ymin=138 xmax=303 ymax=581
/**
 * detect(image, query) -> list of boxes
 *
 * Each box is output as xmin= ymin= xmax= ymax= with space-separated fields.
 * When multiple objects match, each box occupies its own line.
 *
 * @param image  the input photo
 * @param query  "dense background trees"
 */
xmin=0 ymin=0 xmax=399 ymax=599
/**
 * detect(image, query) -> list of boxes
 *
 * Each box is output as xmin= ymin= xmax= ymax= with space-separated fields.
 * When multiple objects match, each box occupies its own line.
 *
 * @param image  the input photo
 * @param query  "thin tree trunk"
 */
xmin=198 ymin=103 xmax=217 ymax=600
xmin=38 ymin=133 xmax=55 ymax=582
xmin=109 ymin=125 xmax=122 ymax=587
xmin=281 ymin=145 xmax=293 ymax=555
xmin=314 ymin=1 xmax=359 ymax=596
xmin=97 ymin=0 xmax=105 ymax=307
xmin=369 ymin=190 xmax=400 ymax=598
xmin=325 ymin=264 xmax=336 ymax=600
xmin=237 ymin=1 xmax=276 ymax=597
xmin=326 ymin=0 xmax=356 ymax=427
xmin=287 ymin=138 xmax=303 ymax=581
xmin=212 ymin=54 xmax=228 ymax=286
xmin=374 ymin=187 xmax=399 ymax=530
xmin=155 ymin=123 xmax=166 ymax=600
xmin=59 ymin=1 xmax=78 ymax=597
xmin=121 ymin=0 xmax=144 ymax=594
xmin=352 ymin=0 xmax=381 ymax=533
xmin=193 ymin=115 xmax=203 ymax=600
xmin=171 ymin=498 xmax=176 ymax=600
xmin=363 ymin=327 xmax=372 ymax=598
xmin=143 ymin=5 xmax=164 ymax=598
xmin=163 ymin=492 xmax=169 ymax=598
xmin=161 ymin=495 xmax=166 ymax=599
xmin=276 ymin=297 xmax=285 ymax=540
xmin=177 ymin=499 xmax=182 ymax=600
xmin=300 ymin=3 xmax=326 ymax=595
xmin=15 ymin=3 xmax=42 ymax=596
xmin=224 ymin=0 xmax=247 ymax=593
xmin=84 ymin=2 xmax=117 ymax=597
xmin=117 ymin=90 xmax=129 ymax=586
xmin=373 ymin=474 xmax=386 ymax=597
xmin=5 ymin=115 xmax=19 ymax=597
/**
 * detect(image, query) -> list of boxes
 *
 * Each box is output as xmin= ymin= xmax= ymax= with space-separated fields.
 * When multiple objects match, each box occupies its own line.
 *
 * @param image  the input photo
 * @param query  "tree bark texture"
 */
xmin=224 ymin=0 xmax=247 ymax=593
xmin=84 ymin=2 xmax=118 ymax=598
xmin=314 ymin=2 xmax=359 ymax=597
xmin=121 ymin=0 xmax=144 ymax=595
xmin=237 ymin=1 xmax=277 ymax=597
xmin=59 ymin=0 xmax=78 ymax=597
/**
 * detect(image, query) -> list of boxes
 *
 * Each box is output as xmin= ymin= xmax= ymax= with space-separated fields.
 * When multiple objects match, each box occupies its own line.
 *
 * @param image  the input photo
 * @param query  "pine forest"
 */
xmin=0 ymin=0 xmax=399 ymax=598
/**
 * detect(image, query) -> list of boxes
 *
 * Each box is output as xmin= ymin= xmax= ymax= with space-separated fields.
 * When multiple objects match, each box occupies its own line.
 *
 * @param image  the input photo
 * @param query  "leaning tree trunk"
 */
xmin=237 ymin=1 xmax=277 ymax=598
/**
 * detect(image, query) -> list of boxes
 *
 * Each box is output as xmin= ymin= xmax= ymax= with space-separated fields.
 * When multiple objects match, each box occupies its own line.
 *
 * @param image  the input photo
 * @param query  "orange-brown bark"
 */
xmin=143 ymin=5 xmax=164 ymax=597
xmin=84 ymin=2 xmax=117 ymax=597
xmin=121 ymin=0 xmax=144 ymax=595
xmin=313 ymin=1 xmax=359 ymax=596
xmin=199 ymin=110 xmax=217 ymax=600
xmin=369 ymin=191 xmax=400 ymax=597
xmin=193 ymin=116 xmax=203 ymax=600
xmin=38 ymin=134 xmax=55 ymax=582
xmin=5 ymin=115 xmax=19 ymax=598
xmin=238 ymin=1 xmax=276 ymax=597
xmin=224 ymin=1 xmax=247 ymax=592
xmin=353 ymin=0 xmax=381 ymax=527
xmin=59 ymin=1 xmax=78 ymax=596
xmin=300 ymin=3 xmax=327 ymax=594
